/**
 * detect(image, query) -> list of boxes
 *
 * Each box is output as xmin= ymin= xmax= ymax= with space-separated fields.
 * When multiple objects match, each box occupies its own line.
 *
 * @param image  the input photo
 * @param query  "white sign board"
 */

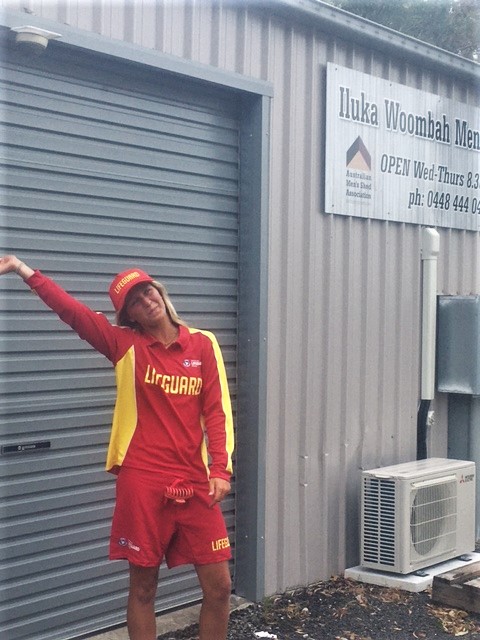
xmin=325 ymin=63 xmax=480 ymax=230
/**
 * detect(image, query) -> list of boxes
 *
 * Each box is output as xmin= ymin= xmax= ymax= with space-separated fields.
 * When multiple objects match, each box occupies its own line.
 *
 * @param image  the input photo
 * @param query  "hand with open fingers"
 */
xmin=208 ymin=477 xmax=231 ymax=506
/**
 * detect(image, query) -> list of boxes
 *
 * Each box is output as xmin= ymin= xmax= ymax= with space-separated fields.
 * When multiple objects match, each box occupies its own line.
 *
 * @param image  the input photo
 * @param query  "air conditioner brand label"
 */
xmin=460 ymin=474 xmax=474 ymax=483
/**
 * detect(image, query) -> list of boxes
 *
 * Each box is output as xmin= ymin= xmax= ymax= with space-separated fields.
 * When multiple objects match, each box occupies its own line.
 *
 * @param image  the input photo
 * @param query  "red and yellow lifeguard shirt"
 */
xmin=26 ymin=271 xmax=234 ymax=483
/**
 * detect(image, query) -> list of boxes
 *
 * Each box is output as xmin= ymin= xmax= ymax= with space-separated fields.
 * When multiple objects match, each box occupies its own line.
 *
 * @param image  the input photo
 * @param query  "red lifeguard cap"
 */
xmin=108 ymin=268 xmax=153 ymax=313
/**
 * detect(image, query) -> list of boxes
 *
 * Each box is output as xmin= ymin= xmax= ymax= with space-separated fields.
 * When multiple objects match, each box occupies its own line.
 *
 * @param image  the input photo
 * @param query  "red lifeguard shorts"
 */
xmin=109 ymin=467 xmax=232 ymax=568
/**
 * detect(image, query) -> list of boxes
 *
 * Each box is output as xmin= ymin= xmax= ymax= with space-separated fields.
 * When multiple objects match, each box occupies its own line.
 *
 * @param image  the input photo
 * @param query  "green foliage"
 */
xmin=324 ymin=0 xmax=479 ymax=60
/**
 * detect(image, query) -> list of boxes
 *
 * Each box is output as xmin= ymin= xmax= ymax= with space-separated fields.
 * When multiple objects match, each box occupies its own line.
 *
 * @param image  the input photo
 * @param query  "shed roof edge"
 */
xmin=250 ymin=0 xmax=480 ymax=83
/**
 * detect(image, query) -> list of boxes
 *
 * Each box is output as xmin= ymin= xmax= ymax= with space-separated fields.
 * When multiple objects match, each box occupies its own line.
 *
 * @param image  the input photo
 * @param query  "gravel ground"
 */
xmin=157 ymin=574 xmax=480 ymax=640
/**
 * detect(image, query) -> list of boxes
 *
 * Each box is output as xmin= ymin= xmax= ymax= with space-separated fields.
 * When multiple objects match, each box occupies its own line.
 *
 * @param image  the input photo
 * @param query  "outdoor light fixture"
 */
xmin=10 ymin=25 xmax=62 ymax=55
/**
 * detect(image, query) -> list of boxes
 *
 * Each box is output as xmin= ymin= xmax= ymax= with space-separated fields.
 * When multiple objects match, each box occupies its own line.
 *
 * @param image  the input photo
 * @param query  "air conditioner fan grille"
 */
xmin=410 ymin=480 xmax=457 ymax=558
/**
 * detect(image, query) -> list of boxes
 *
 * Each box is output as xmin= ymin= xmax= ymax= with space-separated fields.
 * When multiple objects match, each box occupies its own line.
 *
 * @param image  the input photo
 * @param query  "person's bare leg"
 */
xmin=195 ymin=561 xmax=231 ymax=640
xmin=127 ymin=563 xmax=159 ymax=640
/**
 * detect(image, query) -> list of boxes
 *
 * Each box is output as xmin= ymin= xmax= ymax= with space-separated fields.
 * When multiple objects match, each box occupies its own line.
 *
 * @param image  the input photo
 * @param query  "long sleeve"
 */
xmin=26 ymin=270 xmax=125 ymax=363
xmin=197 ymin=329 xmax=234 ymax=481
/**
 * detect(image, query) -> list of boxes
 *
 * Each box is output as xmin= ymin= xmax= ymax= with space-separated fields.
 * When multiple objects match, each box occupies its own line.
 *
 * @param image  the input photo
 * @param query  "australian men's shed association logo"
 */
xmin=345 ymin=136 xmax=373 ymax=201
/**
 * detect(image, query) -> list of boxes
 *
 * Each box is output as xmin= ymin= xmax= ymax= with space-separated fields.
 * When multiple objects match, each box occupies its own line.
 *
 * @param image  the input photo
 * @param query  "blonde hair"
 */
xmin=116 ymin=280 xmax=189 ymax=330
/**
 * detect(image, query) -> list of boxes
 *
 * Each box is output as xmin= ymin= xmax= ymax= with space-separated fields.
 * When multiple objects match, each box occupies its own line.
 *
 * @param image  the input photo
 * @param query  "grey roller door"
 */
xmin=0 ymin=45 xmax=238 ymax=640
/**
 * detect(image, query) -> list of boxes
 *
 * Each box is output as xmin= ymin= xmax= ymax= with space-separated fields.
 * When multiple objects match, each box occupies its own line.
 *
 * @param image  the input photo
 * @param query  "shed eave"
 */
xmin=246 ymin=0 xmax=480 ymax=83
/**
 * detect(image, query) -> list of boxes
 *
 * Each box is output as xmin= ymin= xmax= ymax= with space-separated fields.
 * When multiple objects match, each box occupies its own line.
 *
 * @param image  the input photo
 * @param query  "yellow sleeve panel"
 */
xmin=191 ymin=328 xmax=234 ymax=476
xmin=106 ymin=346 xmax=137 ymax=472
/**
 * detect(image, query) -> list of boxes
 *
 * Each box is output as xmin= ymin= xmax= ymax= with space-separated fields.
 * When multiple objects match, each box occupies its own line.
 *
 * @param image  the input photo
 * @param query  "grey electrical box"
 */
xmin=437 ymin=296 xmax=480 ymax=395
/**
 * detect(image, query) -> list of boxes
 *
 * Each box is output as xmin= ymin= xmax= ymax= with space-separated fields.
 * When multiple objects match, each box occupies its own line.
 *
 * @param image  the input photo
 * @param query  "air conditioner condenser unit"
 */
xmin=361 ymin=458 xmax=475 ymax=574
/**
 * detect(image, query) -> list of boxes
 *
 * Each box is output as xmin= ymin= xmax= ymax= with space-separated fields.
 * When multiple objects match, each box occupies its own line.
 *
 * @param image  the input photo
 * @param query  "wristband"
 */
xmin=15 ymin=262 xmax=25 ymax=275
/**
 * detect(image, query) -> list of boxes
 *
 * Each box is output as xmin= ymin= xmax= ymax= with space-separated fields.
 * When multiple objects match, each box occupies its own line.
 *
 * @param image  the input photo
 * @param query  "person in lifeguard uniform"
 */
xmin=0 ymin=255 xmax=234 ymax=640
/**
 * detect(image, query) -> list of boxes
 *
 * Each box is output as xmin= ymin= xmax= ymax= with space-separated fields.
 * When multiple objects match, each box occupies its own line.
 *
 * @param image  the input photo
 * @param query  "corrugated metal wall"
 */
xmin=1 ymin=0 xmax=479 ymax=598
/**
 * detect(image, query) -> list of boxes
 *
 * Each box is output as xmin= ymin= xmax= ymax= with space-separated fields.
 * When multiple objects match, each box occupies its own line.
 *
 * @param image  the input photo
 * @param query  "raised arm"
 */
xmin=0 ymin=255 xmax=127 ymax=362
xmin=0 ymin=255 xmax=34 ymax=280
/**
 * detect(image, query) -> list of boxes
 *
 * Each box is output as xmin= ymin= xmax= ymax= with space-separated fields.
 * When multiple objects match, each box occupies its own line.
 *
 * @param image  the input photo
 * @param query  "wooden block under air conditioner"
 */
xmin=432 ymin=561 xmax=480 ymax=614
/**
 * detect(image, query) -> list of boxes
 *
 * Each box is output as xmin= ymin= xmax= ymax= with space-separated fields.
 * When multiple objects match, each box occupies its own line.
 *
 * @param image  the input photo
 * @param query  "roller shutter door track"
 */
xmin=0 ymin=48 xmax=239 ymax=640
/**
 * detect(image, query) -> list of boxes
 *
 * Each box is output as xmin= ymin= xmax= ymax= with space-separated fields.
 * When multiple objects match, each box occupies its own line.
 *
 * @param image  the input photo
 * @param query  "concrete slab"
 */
xmin=344 ymin=552 xmax=480 ymax=593
xmin=87 ymin=595 xmax=249 ymax=640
